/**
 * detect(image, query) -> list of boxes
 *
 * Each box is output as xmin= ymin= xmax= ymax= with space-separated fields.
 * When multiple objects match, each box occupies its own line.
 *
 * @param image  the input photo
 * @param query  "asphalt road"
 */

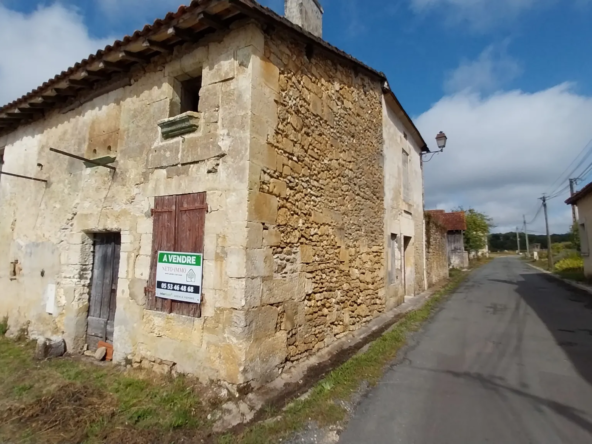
xmin=339 ymin=258 xmax=592 ymax=444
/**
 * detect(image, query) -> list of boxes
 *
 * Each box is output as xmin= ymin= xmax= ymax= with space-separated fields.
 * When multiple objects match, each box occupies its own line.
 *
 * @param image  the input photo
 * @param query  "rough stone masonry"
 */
xmin=0 ymin=0 xmax=430 ymax=389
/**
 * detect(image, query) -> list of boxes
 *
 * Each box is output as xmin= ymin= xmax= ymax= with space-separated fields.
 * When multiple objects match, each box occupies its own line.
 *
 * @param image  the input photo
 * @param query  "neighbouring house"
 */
xmin=0 ymin=0 xmax=432 ymax=387
xmin=424 ymin=212 xmax=449 ymax=287
xmin=426 ymin=210 xmax=469 ymax=269
xmin=566 ymin=183 xmax=592 ymax=277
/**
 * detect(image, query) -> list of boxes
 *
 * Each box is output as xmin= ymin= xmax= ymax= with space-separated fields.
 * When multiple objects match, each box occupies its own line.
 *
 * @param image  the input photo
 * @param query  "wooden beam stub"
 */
xmin=17 ymin=107 xmax=41 ymax=114
xmin=99 ymin=60 xmax=125 ymax=71
xmin=168 ymin=26 xmax=200 ymax=42
xmin=197 ymin=12 xmax=228 ymax=30
xmin=142 ymin=39 xmax=171 ymax=53
xmin=82 ymin=70 xmax=110 ymax=80
xmin=119 ymin=50 xmax=149 ymax=64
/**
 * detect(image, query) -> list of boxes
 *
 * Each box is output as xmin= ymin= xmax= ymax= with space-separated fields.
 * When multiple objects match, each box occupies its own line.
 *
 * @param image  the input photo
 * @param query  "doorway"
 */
xmin=403 ymin=236 xmax=412 ymax=296
xmin=87 ymin=233 xmax=121 ymax=350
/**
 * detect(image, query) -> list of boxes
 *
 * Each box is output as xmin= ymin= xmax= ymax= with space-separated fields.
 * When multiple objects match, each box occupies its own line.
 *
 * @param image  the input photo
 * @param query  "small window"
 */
xmin=0 ymin=147 xmax=4 ymax=190
xmin=180 ymin=77 xmax=202 ymax=114
xmin=580 ymin=222 xmax=589 ymax=256
xmin=402 ymin=150 xmax=410 ymax=202
xmin=389 ymin=234 xmax=399 ymax=285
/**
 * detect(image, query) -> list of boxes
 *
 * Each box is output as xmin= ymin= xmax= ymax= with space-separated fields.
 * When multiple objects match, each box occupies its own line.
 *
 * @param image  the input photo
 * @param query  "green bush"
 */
xmin=0 ymin=317 xmax=7 ymax=336
xmin=554 ymin=256 xmax=584 ymax=272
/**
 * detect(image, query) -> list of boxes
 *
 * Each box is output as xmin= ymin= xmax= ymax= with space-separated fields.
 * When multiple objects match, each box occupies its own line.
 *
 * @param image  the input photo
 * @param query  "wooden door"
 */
xmin=87 ymin=233 xmax=121 ymax=350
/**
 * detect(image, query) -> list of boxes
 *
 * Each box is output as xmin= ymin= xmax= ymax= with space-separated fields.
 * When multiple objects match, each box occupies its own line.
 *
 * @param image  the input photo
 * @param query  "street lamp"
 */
xmin=435 ymin=131 xmax=448 ymax=151
xmin=422 ymin=131 xmax=448 ymax=162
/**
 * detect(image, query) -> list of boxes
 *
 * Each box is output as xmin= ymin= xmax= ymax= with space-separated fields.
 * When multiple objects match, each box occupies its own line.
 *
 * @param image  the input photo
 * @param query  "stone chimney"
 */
xmin=285 ymin=0 xmax=323 ymax=38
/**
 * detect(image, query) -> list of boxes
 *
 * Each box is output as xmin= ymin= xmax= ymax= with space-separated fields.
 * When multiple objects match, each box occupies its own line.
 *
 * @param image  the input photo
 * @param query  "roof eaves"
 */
xmin=0 ymin=0 xmax=426 ymax=148
xmin=566 ymin=181 xmax=592 ymax=205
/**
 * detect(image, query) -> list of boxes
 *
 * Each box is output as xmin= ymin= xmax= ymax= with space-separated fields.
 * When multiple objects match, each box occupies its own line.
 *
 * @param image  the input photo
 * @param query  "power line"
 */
xmin=545 ymin=136 xmax=592 ymax=196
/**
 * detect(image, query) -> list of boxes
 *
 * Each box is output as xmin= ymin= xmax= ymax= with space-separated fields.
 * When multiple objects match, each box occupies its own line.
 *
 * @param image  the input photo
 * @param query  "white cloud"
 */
xmin=410 ymin=0 xmax=544 ymax=29
xmin=444 ymin=44 xmax=522 ymax=94
xmin=96 ymin=0 xmax=190 ymax=21
xmin=0 ymin=4 xmax=112 ymax=106
xmin=418 ymin=84 xmax=592 ymax=234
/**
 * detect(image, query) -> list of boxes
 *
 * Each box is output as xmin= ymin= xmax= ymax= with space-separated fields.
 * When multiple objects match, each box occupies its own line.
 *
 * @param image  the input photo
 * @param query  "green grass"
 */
xmin=220 ymin=266 xmax=478 ymax=444
xmin=0 ymin=339 xmax=211 ymax=444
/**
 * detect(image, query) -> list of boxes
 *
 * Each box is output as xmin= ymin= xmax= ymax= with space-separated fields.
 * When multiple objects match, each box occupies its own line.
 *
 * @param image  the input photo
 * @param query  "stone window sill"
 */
xmin=158 ymin=111 xmax=201 ymax=140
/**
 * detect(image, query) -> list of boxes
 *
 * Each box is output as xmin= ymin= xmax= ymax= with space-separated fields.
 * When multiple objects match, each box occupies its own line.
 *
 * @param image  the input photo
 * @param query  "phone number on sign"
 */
xmin=156 ymin=281 xmax=200 ymax=294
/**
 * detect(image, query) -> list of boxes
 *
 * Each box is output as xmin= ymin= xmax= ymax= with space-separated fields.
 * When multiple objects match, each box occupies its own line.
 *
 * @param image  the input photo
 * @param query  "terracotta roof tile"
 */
xmin=426 ymin=210 xmax=467 ymax=231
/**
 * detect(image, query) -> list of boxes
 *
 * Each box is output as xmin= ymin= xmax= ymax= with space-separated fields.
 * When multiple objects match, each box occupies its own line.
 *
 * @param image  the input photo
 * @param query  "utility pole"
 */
xmin=516 ymin=227 xmax=521 ymax=253
xmin=523 ymin=215 xmax=530 ymax=256
xmin=569 ymin=178 xmax=578 ymax=226
xmin=540 ymin=195 xmax=554 ymax=269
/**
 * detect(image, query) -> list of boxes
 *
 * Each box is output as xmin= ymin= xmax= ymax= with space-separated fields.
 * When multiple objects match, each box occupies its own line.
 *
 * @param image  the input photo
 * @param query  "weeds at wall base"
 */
xmin=0 ymin=317 xmax=7 ymax=337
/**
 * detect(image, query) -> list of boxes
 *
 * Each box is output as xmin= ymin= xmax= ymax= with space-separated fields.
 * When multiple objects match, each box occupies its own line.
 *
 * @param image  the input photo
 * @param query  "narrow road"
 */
xmin=340 ymin=258 xmax=592 ymax=444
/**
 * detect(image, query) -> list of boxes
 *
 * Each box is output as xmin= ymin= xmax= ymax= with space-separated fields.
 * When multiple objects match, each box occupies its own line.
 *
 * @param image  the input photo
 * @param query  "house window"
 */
xmin=402 ymin=150 xmax=410 ymax=202
xmin=146 ymin=192 xmax=207 ymax=317
xmin=180 ymin=77 xmax=202 ymax=114
xmin=580 ymin=222 xmax=589 ymax=256
xmin=389 ymin=234 xmax=399 ymax=285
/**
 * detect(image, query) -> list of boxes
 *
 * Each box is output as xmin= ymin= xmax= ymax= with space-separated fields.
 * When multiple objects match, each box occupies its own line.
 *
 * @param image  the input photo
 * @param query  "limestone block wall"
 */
xmin=0 ymin=21 xmax=265 ymax=384
xmin=244 ymin=28 xmax=387 ymax=369
xmin=382 ymin=96 xmax=427 ymax=305
xmin=425 ymin=213 xmax=449 ymax=287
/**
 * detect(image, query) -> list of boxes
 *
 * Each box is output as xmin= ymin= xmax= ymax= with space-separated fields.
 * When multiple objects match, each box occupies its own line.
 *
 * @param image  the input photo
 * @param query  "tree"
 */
xmin=464 ymin=209 xmax=493 ymax=252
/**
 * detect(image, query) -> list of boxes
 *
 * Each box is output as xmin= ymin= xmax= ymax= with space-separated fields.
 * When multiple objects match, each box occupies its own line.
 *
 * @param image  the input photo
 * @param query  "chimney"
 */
xmin=285 ymin=0 xmax=323 ymax=38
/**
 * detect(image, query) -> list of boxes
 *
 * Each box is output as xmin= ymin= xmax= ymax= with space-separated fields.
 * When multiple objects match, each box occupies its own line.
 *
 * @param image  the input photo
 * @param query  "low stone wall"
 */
xmin=425 ymin=213 xmax=448 ymax=286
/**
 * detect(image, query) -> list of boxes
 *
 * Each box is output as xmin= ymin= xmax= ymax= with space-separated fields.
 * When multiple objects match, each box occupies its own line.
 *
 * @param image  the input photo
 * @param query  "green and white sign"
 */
xmin=156 ymin=251 xmax=203 ymax=304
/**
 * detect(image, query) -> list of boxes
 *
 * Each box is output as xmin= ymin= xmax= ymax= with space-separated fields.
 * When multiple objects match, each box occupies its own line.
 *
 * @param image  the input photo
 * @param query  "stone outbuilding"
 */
xmin=426 ymin=210 xmax=469 ymax=269
xmin=0 ymin=0 xmax=433 ymax=387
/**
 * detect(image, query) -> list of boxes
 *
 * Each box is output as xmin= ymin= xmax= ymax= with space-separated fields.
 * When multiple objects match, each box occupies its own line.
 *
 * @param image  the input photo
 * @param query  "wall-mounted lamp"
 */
xmin=435 ymin=131 xmax=448 ymax=151
xmin=422 ymin=131 xmax=448 ymax=162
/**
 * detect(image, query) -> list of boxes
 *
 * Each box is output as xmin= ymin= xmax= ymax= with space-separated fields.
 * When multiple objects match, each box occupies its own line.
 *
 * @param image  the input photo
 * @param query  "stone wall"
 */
xmin=248 ymin=28 xmax=387 ymax=367
xmin=425 ymin=212 xmax=448 ymax=287
xmin=0 ymin=21 xmax=265 ymax=385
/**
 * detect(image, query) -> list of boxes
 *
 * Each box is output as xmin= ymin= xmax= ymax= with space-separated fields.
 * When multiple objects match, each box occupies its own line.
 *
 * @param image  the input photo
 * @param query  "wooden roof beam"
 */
xmin=142 ymin=39 xmax=171 ymax=53
xmin=1 ymin=114 xmax=28 ymax=120
xmin=197 ymin=12 xmax=228 ymax=30
xmin=81 ymin=70 xmax=110 ymax=80
xmin=17 ymin=107 xmax=41 ymax=114
xmin=28 ymin=102 xmax=54 ymax=109
xmin=119 ymin=50 xmax=150 ymax=64
xmin=53 ymin=88 xmax=77 ymax=96
xmin=167 ymin=26 xmax=200 ymax=42
xmin=98 ymin=60 xmax=126 ymax=71
xmin=63 ymin=79 xmax=89 ymax=88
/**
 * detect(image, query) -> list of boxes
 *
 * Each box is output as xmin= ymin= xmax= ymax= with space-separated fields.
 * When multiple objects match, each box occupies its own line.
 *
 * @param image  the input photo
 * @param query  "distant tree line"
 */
xmin=489 ymin=232 xmax=572 ymax=251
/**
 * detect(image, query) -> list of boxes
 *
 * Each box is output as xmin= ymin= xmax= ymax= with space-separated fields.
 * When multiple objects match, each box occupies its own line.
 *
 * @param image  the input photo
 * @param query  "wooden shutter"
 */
xmin=146 ymin=192 xmax=207 ymax=317
xmin=146 ymin=196 xmax=177 ymax=312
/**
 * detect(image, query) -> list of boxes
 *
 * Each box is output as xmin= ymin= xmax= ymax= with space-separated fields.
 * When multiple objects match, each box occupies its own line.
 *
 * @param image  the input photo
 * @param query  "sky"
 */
xmin=1 ymin=0 xmax=592 ymax=235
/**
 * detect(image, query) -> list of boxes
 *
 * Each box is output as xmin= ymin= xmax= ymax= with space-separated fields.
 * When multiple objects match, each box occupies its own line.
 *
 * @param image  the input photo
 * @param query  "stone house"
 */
xmin=0 ymin=0 xmax=431 ymax=387
xmin=426 ymin=210 xmax=469 ymax=269
xmin=566 ymin=182 xmax=592 ymax=277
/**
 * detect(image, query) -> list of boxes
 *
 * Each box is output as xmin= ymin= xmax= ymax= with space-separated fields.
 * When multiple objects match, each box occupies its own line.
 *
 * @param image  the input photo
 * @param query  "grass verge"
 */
xmin=0 ymin=340 xmax=222 ymax=444
xmin=220 ymin=262 xmax=488 ymax=444
xmin=527 ymin=258 xmax=588 ymax=283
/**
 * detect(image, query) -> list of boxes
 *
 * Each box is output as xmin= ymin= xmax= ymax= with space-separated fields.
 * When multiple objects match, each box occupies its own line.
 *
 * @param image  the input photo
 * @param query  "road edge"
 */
xmin=220 ymin=260 xmax=492 ymax=443
xmin=526 ymin=263 xmax=592 ymax=296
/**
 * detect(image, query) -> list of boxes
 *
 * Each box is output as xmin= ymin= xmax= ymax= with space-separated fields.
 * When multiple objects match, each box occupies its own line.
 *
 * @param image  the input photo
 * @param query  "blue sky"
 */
xmin=1 ymin=0 xmax=592 ymax=234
